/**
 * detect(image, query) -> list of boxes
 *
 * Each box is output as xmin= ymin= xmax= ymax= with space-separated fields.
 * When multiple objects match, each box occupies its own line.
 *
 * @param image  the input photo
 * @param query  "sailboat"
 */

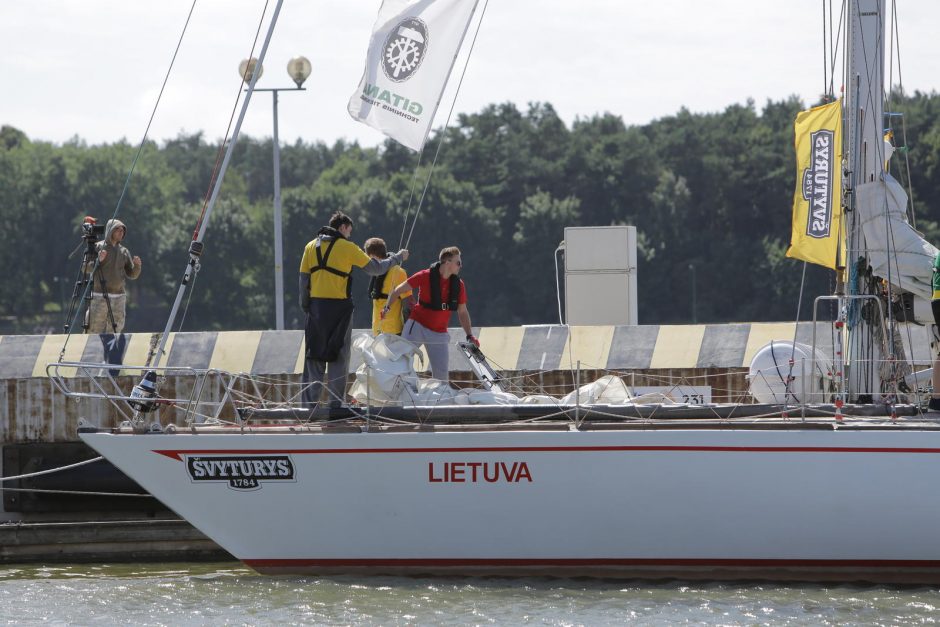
xmin=58 ymin=0 xmax=940 ymax=583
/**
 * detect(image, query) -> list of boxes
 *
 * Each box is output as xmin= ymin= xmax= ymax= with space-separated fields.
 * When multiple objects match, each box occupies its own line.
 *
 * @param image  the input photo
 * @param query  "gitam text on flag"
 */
xmin=348 ymin=0 xmax=479 ymax=152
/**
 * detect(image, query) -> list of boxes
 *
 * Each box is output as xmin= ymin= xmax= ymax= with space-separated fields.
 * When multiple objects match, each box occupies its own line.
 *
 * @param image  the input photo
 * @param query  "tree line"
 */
xmin=2 ymin=90 xmax=940 ymax=335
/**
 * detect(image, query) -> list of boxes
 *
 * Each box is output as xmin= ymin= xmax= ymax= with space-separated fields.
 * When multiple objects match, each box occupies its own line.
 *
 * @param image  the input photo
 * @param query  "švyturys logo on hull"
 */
xmin=801 ymin=129 xmax=836 ymax=239
xmin=186 ymin=455 xmax=295 ymax=491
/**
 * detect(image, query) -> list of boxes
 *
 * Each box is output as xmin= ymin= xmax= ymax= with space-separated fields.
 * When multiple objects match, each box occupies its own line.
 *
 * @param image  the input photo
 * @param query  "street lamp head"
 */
xmin=287 ymin=56 xmax=312 ymax=88
xmin=238 ymin=58 xmax=264 ymax=83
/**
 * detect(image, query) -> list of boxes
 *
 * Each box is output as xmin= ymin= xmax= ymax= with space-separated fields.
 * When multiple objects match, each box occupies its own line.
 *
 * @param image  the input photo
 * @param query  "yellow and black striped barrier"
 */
xmin=0 ymin=322 xmax=931 ymax=378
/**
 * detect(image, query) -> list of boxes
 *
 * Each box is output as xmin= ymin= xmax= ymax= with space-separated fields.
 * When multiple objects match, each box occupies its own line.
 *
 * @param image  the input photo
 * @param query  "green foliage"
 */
xmin=4 ymin=91 xmax=940 ymax=333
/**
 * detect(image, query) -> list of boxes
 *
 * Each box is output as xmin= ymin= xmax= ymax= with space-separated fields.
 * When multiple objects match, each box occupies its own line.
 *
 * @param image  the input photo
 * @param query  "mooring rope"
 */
xmin=0 ymin=486 xmax=151 ymax=498
xmin=0 ymin=457 xmax=104 ymax=483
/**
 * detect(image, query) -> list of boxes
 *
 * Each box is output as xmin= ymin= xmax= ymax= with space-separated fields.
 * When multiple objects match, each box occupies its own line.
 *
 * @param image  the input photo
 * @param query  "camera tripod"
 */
xmin=63 ymin=235 xmax=119 ymax=335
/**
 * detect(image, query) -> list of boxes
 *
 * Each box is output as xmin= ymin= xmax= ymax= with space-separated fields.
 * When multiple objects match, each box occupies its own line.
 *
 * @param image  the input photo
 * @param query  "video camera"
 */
xmin=81 ymin=216 xmax=105 ymax=241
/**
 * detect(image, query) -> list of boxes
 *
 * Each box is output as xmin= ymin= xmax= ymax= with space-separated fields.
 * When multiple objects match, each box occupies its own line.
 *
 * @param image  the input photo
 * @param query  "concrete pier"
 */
xmin=0 ymin=519 xmax=232 ymax=564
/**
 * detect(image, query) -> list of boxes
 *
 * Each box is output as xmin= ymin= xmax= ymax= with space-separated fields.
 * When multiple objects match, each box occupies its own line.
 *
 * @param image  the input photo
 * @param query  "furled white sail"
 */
xmin=855 ymin=173 xmax=937 ymax=300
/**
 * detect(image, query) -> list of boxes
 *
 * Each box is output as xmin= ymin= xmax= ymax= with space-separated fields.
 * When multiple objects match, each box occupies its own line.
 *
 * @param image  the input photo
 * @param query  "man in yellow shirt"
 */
xmin=299 ymin=212 xmax=408 ymax=407
xmin=364 ymin=237 xmax=411 ymax=335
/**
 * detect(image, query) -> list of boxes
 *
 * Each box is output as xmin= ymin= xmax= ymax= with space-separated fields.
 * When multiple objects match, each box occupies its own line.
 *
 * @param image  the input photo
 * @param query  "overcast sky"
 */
xmin=4 ymin=1 xmax=940 ymax=148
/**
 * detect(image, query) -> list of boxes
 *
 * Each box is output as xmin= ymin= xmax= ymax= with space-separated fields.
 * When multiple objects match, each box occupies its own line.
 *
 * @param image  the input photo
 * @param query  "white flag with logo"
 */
xmin=348 ymin=0 xmax=479 ymax=152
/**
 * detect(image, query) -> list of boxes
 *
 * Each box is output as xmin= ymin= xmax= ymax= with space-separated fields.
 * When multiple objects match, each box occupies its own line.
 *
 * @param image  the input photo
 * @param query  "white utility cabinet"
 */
xmin=564 ymin=225 xmax=638 ymax=325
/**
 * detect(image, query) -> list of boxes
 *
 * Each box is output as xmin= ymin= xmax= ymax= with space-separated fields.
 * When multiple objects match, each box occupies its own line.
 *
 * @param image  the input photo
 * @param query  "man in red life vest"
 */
xmin=383 ymin=246 xmax=478 ymax=382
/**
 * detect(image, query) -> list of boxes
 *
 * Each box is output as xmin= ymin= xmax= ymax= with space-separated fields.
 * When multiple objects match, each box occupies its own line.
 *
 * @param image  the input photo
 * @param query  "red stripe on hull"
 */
xmin=154 ymin=445 xmax=940 ymax=461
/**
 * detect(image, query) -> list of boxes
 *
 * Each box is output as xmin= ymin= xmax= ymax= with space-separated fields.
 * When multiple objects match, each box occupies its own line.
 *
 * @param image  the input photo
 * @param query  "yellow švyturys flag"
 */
xmin=786 ymin=99 xmax=844 ymax=269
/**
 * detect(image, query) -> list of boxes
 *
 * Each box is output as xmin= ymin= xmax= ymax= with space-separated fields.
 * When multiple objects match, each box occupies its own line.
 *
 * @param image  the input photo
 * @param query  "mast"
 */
xmin=843 ymin=0 xmax=886 ymax=401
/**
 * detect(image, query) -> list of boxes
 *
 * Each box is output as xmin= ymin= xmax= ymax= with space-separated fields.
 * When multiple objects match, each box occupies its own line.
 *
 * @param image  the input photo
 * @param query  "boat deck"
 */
xmin=88 ymin=402 xmax=940 ymax=434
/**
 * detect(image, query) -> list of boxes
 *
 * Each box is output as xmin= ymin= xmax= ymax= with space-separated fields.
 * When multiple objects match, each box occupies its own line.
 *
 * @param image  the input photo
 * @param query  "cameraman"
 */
xmin=83 ymin=219 xmax=142 ymax=334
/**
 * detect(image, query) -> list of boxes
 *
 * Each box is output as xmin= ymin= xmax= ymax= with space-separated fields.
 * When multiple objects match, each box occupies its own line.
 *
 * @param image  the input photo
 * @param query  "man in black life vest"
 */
xmin=384 ymin=246 xmax=478 ymax=382
xmin=299 ymin=211 xmax=408 ymax=407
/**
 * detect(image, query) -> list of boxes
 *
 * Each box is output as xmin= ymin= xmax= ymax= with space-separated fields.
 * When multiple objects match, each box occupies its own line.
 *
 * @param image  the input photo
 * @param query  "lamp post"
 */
xmin=688 ymin=263 xmax=697 ymax=324
xmin=239 ymin=55 xmax=311 ymax=330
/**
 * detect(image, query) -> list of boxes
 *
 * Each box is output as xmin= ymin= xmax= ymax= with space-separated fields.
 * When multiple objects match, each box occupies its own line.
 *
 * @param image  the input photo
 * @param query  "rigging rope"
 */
xmin=786 ymin=0 xmax=843 ymax=403
xmin=856 ymin=0 xmax=920 ymax=403
xmin=803 ymin=0 xmax=917 ymax=405
xmin=146 ymin=1 xmax=274 ymax=362
xmin=823 ymin=0 xmax=828 ymax=97
xmin=898 ymin=112 xmax=917 ymax=228
xmin=400 ymin=0 xmax=491 ymax=250
xmin=826 ymin=0 xmax=845 ymax=99
xmin=60 ymin=0 xmax=200 ymax=359
xmin=175 ymin=267 xmax=198 ymax=334
xmin=192 ymin=0 xmax=270 ymax=241
xmin=783 ymin=262 xmax=809 ymax=405
xmin=397 ymin=151 xmax=425 ymax=250
xmin=109 ymin=0 xmax=201 ymax=228
xmin=884 ymin=0 xmax=918 ymax=228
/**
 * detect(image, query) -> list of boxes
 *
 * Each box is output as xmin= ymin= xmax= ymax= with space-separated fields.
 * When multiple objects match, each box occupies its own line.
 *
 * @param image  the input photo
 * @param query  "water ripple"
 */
xmin=0 ymin=564 xmax=939 ymax=625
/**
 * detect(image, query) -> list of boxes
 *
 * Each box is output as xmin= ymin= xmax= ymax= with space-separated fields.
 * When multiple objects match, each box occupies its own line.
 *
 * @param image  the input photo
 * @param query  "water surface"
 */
xmin=1 ymin=563 xmax=938 ymax=625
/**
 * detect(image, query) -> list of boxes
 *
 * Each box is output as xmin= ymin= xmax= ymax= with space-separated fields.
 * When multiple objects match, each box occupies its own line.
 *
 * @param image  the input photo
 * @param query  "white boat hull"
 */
xmin=80 ymin=426 xmax=940 ymax=582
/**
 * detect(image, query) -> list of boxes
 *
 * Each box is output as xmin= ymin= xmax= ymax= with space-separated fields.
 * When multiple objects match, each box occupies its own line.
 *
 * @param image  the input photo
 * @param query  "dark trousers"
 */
xmin=302 ymin=298 xmax=354 ymax=406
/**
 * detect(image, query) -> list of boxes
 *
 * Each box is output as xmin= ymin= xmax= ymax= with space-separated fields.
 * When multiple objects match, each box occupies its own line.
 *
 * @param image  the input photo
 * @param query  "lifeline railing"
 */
xmin=45 ymin=352 xmax=932 ymax=431
xmin=46 ymin=361 xmax=239 ymax=426
xmin=811 ymin=293 xmax=918 ymax=405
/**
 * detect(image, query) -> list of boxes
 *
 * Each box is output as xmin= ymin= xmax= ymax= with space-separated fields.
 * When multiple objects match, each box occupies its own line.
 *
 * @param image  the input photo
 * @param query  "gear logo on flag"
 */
xmin=382 ymin=18 xmax=428 ymax=82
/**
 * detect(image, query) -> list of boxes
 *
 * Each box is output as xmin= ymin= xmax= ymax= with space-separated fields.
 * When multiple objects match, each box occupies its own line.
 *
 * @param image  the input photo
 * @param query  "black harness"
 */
xmin=368 ymin=272 xmax=389 ymax=300
xmin=419 ymin=261 xmax=461 ymax=311
xmin=310 ymin=228 xmax=352 ymax=298
xmin=369 ymin=255 xmax=391 ymax=300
